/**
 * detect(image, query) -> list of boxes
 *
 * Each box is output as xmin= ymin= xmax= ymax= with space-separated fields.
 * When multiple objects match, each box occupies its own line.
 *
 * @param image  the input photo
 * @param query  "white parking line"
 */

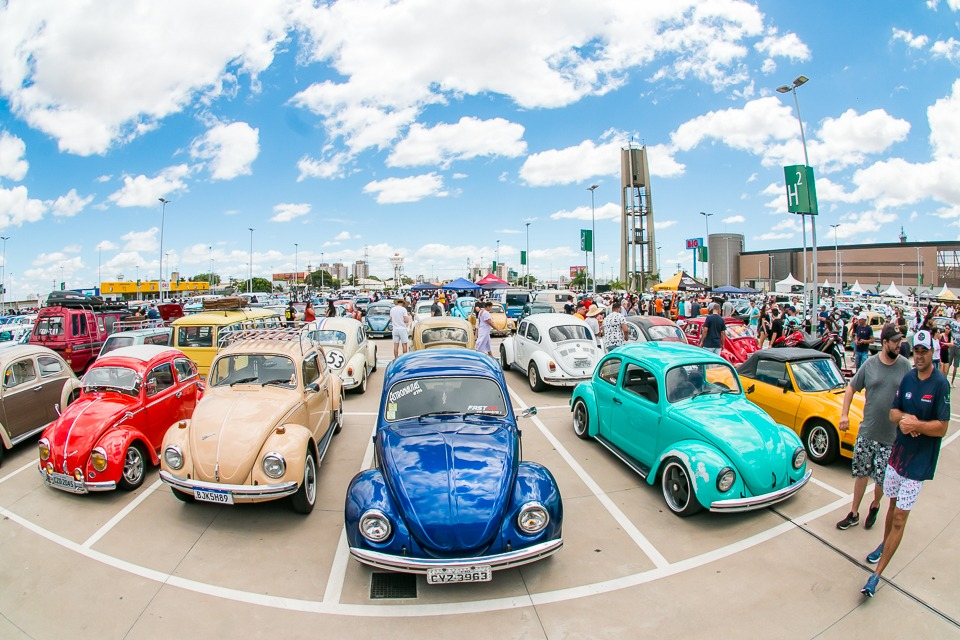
xmin=508 ymin=385 xmax=670 ymax=570
xmin=0 ymin=459 xmax=39 ymax=485
xmin=82 ymin=479 xmax=162 ymax=548
xmin=322 ymin=421 xmax=378 ymax=604
xmin=810 ymin=477 xmax=850 ymax=499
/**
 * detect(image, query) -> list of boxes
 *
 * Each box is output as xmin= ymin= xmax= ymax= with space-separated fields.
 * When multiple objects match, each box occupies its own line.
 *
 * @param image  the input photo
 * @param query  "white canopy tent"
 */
xmin=849 ymin=280 xmax=868 ymax=295
xmin=775 ymin=273 xmax=803 ymax=293
xmin=821 ymin=278 xmax=833 ymax=289
xmin=882 ymin=281 xmax=907 ymax=297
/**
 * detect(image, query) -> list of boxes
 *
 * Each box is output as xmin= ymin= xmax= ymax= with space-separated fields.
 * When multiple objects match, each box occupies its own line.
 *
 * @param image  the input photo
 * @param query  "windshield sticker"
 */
xmin=467 ymin=405 xmax=499 ymax=413
xmin=388 ymin=381 xmax=422 ymax=403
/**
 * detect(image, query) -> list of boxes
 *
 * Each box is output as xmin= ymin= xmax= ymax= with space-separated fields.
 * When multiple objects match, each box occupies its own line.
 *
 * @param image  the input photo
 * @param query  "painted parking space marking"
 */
xmin=82 ymin=479 xmax=162 ymax=548
xmin=508 ymin=384 xmax=670 ymax=570
xmin=0 ymin=458 xmax=38 ymax=485
xmin=810 ymin=477 xmax=850 ymax=499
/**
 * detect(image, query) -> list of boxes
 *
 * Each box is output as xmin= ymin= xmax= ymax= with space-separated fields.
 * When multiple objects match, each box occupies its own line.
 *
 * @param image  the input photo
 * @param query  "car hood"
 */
xmin=45 ymin=394 xmax=136 ymax=471
xmin=668 ymin=396 xmax=793 ymax=494
xmin=188 ymin=389 xmax=298 ymax=484
xmin=381 ymin=419 xmax=516 ymax=556
xmin=488 ymin=313 xmax=509 ymax=331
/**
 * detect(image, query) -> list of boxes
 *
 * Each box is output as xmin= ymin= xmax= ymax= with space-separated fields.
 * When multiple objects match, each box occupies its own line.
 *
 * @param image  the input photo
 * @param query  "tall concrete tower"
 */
xmin=390 ymin=253 xmax=404 ymax=288
xmin=620 ymin=145 xmax=656 ymax=291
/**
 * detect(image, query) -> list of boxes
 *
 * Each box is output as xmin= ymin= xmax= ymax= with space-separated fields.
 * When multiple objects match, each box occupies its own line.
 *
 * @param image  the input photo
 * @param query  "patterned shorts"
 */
xmin=851 ymin=435 xmax=892 ymax=484
xmin=883 ymin=465 xmax=924 ymax=511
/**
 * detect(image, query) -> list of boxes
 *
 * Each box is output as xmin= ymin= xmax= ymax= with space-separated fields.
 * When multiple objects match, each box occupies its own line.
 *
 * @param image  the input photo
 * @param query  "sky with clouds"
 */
xmin=0 ymin=0 xmax=959 ymax=299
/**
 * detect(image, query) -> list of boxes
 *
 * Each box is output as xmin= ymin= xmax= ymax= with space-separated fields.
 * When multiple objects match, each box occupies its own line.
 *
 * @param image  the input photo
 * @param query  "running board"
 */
xmin=595 ymin=435 xmax=650 ymax=480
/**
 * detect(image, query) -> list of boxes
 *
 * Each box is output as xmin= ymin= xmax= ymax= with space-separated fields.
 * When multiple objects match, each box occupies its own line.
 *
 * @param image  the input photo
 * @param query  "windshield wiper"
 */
xmin=418 ymin=411 xmax=462 ymax=421
xmin=262 ymin=379 xmax=291 ymax=387
xmin=230 ymin=376 xmax=259 ymax=386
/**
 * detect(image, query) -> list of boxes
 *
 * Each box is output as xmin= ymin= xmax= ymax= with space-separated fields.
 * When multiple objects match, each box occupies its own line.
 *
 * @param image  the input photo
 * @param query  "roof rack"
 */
xmin=217 ymin=327 xmax=317 ymax=353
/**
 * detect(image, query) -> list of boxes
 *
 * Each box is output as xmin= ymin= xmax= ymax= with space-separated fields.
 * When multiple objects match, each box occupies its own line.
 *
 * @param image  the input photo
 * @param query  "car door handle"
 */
xmin=32 ymin=385 xmax=43 ymax=392
xmin=613 ymin=397 xmax=622 ymax=404
xmin=176 ymin=391 xmax=182 ymax=398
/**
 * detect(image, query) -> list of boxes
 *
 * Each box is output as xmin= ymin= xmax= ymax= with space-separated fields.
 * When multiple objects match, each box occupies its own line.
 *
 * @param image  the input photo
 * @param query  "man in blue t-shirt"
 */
xmin=860 ymin=329 xmax=950 ymax=598
xmin=700 ymin=303 xmax=726 ymax=355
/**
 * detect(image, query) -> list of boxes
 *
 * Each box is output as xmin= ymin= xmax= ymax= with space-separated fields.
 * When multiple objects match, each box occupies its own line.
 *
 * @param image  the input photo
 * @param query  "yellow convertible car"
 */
xmin=737 ymin=348 xmax=864 ymax=465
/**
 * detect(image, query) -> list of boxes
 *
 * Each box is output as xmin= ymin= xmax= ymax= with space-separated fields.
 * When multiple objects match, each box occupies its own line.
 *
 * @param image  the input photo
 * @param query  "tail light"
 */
xmin=64 ymin=345 xmax=72 ymax=365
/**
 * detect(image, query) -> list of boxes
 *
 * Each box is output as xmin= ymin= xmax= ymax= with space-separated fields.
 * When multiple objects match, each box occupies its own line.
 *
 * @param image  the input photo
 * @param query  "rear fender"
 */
xmin=58 ymin=378 xmax=82 ymax=412
xmin=500 ymin=337 xmax=517 ymax=367
xmin=570 ymin=383 xmax=599 ymax=437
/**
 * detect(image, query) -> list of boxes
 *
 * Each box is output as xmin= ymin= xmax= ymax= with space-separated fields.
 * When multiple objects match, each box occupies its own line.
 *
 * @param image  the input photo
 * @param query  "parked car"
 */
xmin=412 ymin=299 xmax=442 ymax=324
xmin=38 ymin=346 xmax=202 ymax=493
xmin=0 ymin=324 xmax=34 ymax=350
xmin=534 ymin=289 xmax=577 ymax=313
xmin=624 ymin=316 xmax=689 ymax=344
xmin=500 ymin=314 xmax=602 ymax=391
xmin=364 ymin=301 xmax=395 ymax=338
xmin=491 ymin=289 xmax=533 ymax=319
xmin=681 ymin=316 xmax=760 ymax=366
xmin=1 ymin=345 xmax=81 ymax=466
xmin=570 ymin=342 xmax=811 ymax=516
xmin=411 ymin=316 xmax=475 ymax=350
xmin=170 ymin=306 xmax=282 ymax=376
xmin=737 ymin=348 xmax=864 ymax=464
xmin=518 ymin=302 xmax=555 ymax=322
xmin=485 ymin=301 xmax=515 ymax=337
xmin=98 ymin=326 xmax=173 ymax=359
xmin=344 ymin=349 xmax=563 ymax=582
xmin=159 ymin=329 xmax=343 ymax=514
xmin=334 ymin=299 xmax=363 ymax=321
xmin=30 ymin=293 xmax=131 ymax=373
xmin=308 ymin=317 xmax=377 ymax=394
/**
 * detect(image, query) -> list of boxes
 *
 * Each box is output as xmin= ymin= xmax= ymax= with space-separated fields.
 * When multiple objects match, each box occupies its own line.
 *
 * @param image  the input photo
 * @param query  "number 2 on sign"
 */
xmin=796 ymin=170 xmax=803 ymax=186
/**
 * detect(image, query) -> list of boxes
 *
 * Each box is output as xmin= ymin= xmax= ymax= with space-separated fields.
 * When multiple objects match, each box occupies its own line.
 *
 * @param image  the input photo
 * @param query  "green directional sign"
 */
xmin=580 ymin=229 xmax=593 ymax=252
xmin=520 ymin=250 xmax=527 ymax=266
xmin=784 ymin=165 xmax=818 ymax=215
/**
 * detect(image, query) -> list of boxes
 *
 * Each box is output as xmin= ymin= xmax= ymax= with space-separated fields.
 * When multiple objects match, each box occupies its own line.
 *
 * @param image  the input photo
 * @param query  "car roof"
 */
xmin=414 ymin=316 xmax=472 ymax=330
xmin=312 ymin=317 xmax=362 ymax=332
xmin=738 ymin=347 xmax=829 ymax=378
xmin=384 ymin=349 xmax=501 ymax=386
xmin=606 ymin=341 xmax=728 ymax=371
xmin=627 ymin=316 xmax=679 ymax=328
xmin=218 ymin=329 xmax=318 ymax=360
xmin=0 ymin=344 xmax=63 ymax=363
xmin=99 ymin=345 xmax=180 ymax=362
xmin=107 ymin=327 xmax=172 ymax=337
xmin=522 ymin=313 xmax=589 ymax=328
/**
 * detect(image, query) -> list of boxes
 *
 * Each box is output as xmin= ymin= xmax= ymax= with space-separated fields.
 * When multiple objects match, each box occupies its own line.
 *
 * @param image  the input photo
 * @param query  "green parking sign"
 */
xmin=784 ymin=165 xmax=818 ymax=215
xmin=580 ymin=229 xmax=593 ymax=252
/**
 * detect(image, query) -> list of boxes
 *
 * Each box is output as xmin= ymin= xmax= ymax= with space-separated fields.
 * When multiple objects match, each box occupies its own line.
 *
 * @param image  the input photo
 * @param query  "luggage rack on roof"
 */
xmin=217 ymin=327 xmax=317 ymax=352
xmin=114 ymin=318 xmax=167 ymax=332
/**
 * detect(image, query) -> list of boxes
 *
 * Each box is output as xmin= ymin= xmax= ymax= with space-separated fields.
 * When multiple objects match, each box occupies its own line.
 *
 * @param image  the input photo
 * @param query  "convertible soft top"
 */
xmin=738 ymin=347 xmax=829 ymax=378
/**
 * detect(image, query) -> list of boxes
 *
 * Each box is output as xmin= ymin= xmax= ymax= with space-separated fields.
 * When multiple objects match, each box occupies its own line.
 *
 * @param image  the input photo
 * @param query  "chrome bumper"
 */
xmin=350 ymin=537 xmax=563 ymax=574
xmin=159 ymin=471 xmax=298 ymax=501
xmin=340 ymin=375 xmax=360 ymax=389
xmin=38 ymin=467 xmax=116 ymax=493
xmin=710 ymin=469 xmax=812 ymax=512
xmin=544 ymin=374 xmax=592 ymax=387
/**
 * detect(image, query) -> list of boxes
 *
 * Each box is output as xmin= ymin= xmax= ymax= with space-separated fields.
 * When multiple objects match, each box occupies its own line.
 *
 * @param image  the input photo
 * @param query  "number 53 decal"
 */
xmin=326 ymin=351 xmax=345 ymax=369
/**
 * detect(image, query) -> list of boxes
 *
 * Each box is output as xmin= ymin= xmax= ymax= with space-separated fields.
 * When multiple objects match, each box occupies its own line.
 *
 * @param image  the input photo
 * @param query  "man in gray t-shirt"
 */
xmin=836 ymin=325 xmax=912 ymax=531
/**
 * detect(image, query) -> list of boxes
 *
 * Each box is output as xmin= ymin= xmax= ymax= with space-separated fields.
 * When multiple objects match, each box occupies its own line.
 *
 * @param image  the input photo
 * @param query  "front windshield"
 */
xmin=415 ymin=302 xmax=432 ymax=314
xmin=665 ymin=362 xmax=741 ymax=403
xmin=101 ymin=336 xmax=135 ymax=356
xmin=209 ymin=354 xmax=298 ymax=388
xmin=312 ymin=329 xmax=347 ymax=345
xmin=384 ymin=376 xmax=507 ymax=422
xmin=548 ymin=325 xmax=592 ymax=342
xmin=367 ymin=305 xmax=391 ymax=317
xmin=489 ymin=303 xmax=506 ymax=314
xmin=647 ymin=325 xmax=685 ymax=341
xmin=421 ymin=327 xmax=469 ymax=345
xmin=81 ymin=366 xmax=140 ymax=396
xmin=791 ymin=359 xmax=844 ymax=392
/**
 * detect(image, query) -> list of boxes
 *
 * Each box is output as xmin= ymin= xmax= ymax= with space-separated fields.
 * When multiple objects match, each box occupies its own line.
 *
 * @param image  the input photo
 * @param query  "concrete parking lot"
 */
xmin=2 ymin=341 xmax=959 ymax=639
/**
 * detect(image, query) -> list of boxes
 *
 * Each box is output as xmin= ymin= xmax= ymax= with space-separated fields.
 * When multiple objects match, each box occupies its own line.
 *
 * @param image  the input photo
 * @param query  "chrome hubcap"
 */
xmin=123 ymin=448 xmax=143 ymax=483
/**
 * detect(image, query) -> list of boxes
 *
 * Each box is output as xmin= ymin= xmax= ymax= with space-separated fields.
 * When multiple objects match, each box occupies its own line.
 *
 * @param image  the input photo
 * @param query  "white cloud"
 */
xmin=549 ymin=202 xmax=620 ymax=222
xmin=190 ymin=121 xmax=260 ymax=180
xmin=388 ymin=117 xmax=526 ymax=168
xmin=96 ymin=240 xmax=118 ymax=251
xmin=297 ymin=151 xmax=351 ymax=181
xmin=363 ymin=173 xmax=446 ymax=204
xmin=0 ymin=0 xmax=293 ymax=155
xmin=0 ymin=132 xmax=28 ymax=181
xmin=811 ymin=108 xmax=910 ymax=172
xmin=891 ymin=28 xmax=930 ymax=49
xmin=121 ymin=228 xmax=158 ymax=252
xmin=271 ymin=202 xmax=310 ymax=223
xmin=50 ymin=188 xmax=94 ymax=217
xmin=521 ymin=135 xmax=683 ymax=187
xmin=755 ymin=30 xmax=811 ymax=60
xmin=929 ymin=79 xmax=960 ymax=160
xmin=107 ymin=165 xmax=191 ymax=207
xmin=931 ymin=37 xmax=960 ymax=62
xmin=671 ymin=96 xmax=796 ymax=155
xmin=655 ymin=220 xmax=678 ymax=230
xmin=723 ymin=215 xmax=745 ymax=223
xmin=0 ymin=185 xmax=46 ymax=228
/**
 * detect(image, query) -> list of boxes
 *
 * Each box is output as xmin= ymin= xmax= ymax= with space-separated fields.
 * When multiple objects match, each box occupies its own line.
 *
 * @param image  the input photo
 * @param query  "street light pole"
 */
xmin=294 ymin=243 xmax=298 ymax=300
xmin=699 ymin=212 xmax=713 ymax=283
xmin=525 ymin=222 xmax=531 ymax=288
xmin=208 ymin=245 xmax=213 ymax=291
xmin=495 ymin=240 xmax=500 ymax=277
xmin=158 ymin=198 xmax=170 ymax=301
xmin=248 ymin=228 xmax=254 ymax=294
xmin=0 ymin=236 xmax=8 ymax=313
xmin=777 ymin=75 xmax=818 ymax=312
xmin=588 ymin=185 xmax=598 ymax=295
xmin=320 ymin=251 xmax=325 ymax=290
xmin=830 ymin=224 xmax=840 ymax=289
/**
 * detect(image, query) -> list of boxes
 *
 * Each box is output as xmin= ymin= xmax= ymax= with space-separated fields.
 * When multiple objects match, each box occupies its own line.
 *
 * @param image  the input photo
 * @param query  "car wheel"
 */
xmin=118 ymin=442 xmax=147 ymax=491
xmin=500 ymin=345 xmax=510 ymax=370
xmin=68 ymin=388 xmax=81 ymax=404
xmin=332 ymin=389 xmax=345 ymax=434
xmin=528 ymin=362 xmax=546 ymax=392
xmin=0 ymin=443 xmax=5 ymax=467
xmin=803 ymin=420 xmax=838 ymax=465
xmin=572 ymin=399 xmax=590 ymax=439
xmin=358 ymin=369 xmax=368 ymax=394
xmin=371 ymin=348 xmax=378 ymax=372
xmin=661 ymin=459 xmax=703 ymax=517
xmin=291 ymin=448 xmax=317 ymax=515
xmin=171 ymin=488 xmax=195 ymax=503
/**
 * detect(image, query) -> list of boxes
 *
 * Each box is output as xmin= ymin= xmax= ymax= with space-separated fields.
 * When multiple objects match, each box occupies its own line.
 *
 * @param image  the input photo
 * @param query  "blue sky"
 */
xmin=0 ymin=0 xmax=959 ymax=300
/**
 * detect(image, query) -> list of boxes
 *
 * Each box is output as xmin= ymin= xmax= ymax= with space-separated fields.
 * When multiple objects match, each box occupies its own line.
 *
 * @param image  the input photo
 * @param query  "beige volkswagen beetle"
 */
xmin=159 ymin=328 xmax=343 ymax=514
xmin=411 ymin=316 xmax=476 ymax=350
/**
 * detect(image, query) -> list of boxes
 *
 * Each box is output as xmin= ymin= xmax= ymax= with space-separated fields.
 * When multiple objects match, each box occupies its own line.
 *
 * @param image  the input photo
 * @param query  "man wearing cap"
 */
xmin=860 ymin=329 xmax=950 ymax=597
xmin=853 ymin=314 xmax=874 ymax=371
xmin=836 ymin=325 xmax=912 ymax=532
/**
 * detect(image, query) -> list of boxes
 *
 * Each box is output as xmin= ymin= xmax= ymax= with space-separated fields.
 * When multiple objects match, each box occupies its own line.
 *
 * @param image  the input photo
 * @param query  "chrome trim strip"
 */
xmin=710 ymin=469 xmax=812 ymax=512
xmin=159 ymin=470 xmax=298 ymax=500
xmin=349 ymin=538 xmax=563 ymax=574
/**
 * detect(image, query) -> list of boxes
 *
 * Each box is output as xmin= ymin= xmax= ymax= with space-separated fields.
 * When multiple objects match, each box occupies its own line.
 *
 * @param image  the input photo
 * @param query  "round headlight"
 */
xmin=91 ymin=447 xmax=108 ymax=472
xmin=359 ymin=509 xmax=392 ymax=542
xmin=38 ymin=438 xmax=50 ymax=461
xmin=716 ymin=467 xmax=736 ymax=493
xmin=792 ymin=447 xmax=806 ymax=470
xmin=262 ymin=452 xmax=286 ymax=479
xmin=517 ymin=502 xmax=550 ymax=534
xmin=163 ymin=446 xmax=184 ymax=470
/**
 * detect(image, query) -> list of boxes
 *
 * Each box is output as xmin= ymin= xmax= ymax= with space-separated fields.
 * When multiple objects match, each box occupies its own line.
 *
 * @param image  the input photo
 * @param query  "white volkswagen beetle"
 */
xmin=499 ymin=313 xmax=602 ymax=391
xmin=307 ymin=317 xmax=377 ymax=393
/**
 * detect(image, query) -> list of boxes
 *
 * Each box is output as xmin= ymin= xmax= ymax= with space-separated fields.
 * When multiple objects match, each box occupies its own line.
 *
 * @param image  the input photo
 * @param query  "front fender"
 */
xmin=498 ymin=462 xmax=563 ymax=544
xmin=253 ymin=424 xmax=314 ymax=487
xmin=570 ymin=382 xmax=599 ymax=438
xmin=344 ymin=468 xmax=413 ymax=554
xmin=88 ymin=426 xmax=157 ymax=483
xmin=652 ymin=441 xmax=734 ymax=509
xmin=160 ymin=419 xmax=194 ymax=474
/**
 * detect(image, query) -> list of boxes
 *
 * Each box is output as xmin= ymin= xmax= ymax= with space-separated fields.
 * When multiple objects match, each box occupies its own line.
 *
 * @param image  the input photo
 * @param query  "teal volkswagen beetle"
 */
xmin=570 ymin=342 xmax=811 ymax=516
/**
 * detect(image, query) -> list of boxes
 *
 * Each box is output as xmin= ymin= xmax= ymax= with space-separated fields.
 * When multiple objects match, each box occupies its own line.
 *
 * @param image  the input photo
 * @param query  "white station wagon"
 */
xmin=499 ymin=314 xmax=602 ymax=391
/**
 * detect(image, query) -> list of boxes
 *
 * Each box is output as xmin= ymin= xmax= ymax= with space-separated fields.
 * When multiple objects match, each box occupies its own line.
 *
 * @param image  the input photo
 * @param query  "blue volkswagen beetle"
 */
xmin=570 ymin=342 xmax=810 ymax=516
xmin=345 ymin=349 xmax=563 ymax=583
xmin=363 ymin=300 xmax=394 ymax=338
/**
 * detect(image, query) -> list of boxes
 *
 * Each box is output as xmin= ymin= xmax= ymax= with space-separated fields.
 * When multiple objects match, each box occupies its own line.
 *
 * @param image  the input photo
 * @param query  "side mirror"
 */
xmin=519 ymin=407 xmax=537 ymax=418
xmin=777 ymin=379 xmax=791 ymax=392
xmin=309 ymin=382 xmax=321 ymax=393
xmin=746 ymin=384 xmax=755 ymax=394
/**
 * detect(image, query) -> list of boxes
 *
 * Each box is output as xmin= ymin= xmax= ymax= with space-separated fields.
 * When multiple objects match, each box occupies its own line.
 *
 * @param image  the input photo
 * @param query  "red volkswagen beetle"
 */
xmin=681 ymin=317 xmax=760 ymax=366
xmin=38 ymin=345 xmax=203 ymax=493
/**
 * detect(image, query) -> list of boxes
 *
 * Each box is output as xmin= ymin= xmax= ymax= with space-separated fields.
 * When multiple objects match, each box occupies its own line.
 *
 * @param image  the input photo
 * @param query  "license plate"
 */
xmin=45 ymin=472 xmax=87 ymax=494
xmin=426 ymin=565 xmax=492 ymax=584
xmin=193 ymin=488 xmax=234 ymax=504
xmin=574 ymin=358 xmax=590 ymax=368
